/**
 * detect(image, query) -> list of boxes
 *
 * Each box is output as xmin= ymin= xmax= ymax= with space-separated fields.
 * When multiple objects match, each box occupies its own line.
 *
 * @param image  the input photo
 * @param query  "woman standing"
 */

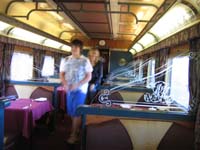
xmin=87 ymin=49 xmax=103 ymax=104
xmin=60 ymin=39 xmax=93 ymax=144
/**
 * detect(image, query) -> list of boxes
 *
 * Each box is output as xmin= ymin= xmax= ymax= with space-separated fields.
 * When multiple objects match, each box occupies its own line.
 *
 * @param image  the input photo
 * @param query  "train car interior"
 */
xmin=0 ymin=0 xmax=200 ymax=150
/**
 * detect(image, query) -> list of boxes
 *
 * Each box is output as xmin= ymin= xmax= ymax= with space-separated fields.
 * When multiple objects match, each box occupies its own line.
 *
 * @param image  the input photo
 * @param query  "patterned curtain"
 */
xmin=0 ymin=43 xmax=4 ymax=97
xmin=155 ymin=48 xmax=170 ymax=81
xmin=33 ymin=49 xmax=46 ymax=78
xmin=142 ymin=54 xmax=149 ymax=78
xmin=188 ymin=38 xmax=200 ymax=150
xmin=0 ymin=43 xmax=14 ymax=96
xmin=54 ymin=52 xmax=62 ymax=76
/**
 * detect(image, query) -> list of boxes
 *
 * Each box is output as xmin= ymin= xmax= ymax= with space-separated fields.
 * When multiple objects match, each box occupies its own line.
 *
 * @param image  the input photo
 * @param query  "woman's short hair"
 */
xmin=71 ymin=39 xmax=83 ymax=50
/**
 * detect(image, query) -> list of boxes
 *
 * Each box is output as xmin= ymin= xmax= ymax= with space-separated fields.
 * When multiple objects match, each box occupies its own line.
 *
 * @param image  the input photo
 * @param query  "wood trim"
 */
xmin=14 ymin=45 xmax=33 ymax=54
xmin=169 ymin=42 xmax=189 ymax=57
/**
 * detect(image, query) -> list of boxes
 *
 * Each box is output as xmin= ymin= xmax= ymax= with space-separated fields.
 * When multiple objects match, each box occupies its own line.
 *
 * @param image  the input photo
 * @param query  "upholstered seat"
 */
xmin=157 ymin=123 xmax=194 ymax=150
xmin=86 ymin=119 xmax=133 ymax=150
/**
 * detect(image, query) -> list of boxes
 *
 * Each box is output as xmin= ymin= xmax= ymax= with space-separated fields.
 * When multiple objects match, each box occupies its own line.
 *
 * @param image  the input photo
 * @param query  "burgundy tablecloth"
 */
xmin=4 ymin=99 xmax=53 ymax=138
xmin=57 ymin=86 xmax=67 ymax=111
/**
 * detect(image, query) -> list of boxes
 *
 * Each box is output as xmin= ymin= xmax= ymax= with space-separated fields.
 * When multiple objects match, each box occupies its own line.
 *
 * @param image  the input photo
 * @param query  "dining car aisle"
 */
xmin=16 ymin=114 xmax=80 ymax=150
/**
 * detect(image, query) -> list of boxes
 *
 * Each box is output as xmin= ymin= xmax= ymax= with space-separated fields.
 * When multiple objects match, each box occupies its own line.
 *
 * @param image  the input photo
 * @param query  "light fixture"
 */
xmin=132 ymin=43 xmax=143 ymax=52
xmin=150 ymin=3 xmax=195 ymax=39
xmin=43 ymin=39 xmax=63 ymax=49
xmin=136 ymin=12 xmax=144 ymax=20
xmin=130 ymin=2 xmax=197 ymax=53
xmin=10 ymin=28 xmax=46 ymax=44
xmin=61 ymin=45 xmax=71 ymax=52
xmin=129 ymin=49 xmax=136 ymax=55
xmin=0 ymin=21 xmax=71 ymax=52
xmin=138 ymin=33 xmax=155 ymax=48
xmin=0 ymin=21 xmax=11 ymax=32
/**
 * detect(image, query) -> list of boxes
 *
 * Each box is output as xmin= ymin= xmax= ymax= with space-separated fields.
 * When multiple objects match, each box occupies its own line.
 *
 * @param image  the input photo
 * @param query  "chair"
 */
xmin=86 ymin=119 xmax=133 ymax=150
xmin=30 ymin=87 xmax=53 ymax=102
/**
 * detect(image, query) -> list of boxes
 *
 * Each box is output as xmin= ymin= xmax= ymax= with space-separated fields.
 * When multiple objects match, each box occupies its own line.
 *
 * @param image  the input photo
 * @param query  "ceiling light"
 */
xmin=138 ymin=33 xmax=155 ymax=47
xmin=0 ymin=21 xmax=71 ymax=52
xmin=0 ymin=21 xmax=11 ymax=32
xmin=10 ymin=28 xmax=46 ymax=44
xmin=132 ymin=43 xmax=143 ymax=52
xmin=61 ymin=45 xmax=71 ymax=52
xmin=129 ymin=49 xmax=136 ymax=55
xmin=43 ymin=39 xmax=63 ymax=49
xmin=136 ymin=12 xmax=144 ymax=20
xmin=150 ymin=3 xmax=195 ymax=39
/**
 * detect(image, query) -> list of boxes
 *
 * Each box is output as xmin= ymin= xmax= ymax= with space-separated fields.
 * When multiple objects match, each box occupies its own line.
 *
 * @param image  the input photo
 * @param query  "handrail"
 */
xmin=76 ymin=105 xmax=194 ymax=122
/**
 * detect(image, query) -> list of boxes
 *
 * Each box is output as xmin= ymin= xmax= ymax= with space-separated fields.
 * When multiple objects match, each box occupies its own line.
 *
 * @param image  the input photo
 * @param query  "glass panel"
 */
xmin=61 ymin=45 xmax=71 ymax=52
xmin=59 ymin=57 xmax=65 ymax=72
xmin=129 ymin=49 xmax=136 ymax=55
xmin=10 ymin=28 xmax=46 ymax=44
xmin=133 ymin=43 xmax=143 ymax=52
xmin=43 ymin=39 xmax=63 ymax=49
xmin=42 ymin=56 xmax=55 ymax=77
xmin=170 ymin=56 xmax=189 ymax=108
xmin=150 ymin=3 xmax=195 ymax=39
xmin=11 ymin=52 xmax=33 ymax=81
xmin=138 ymin=33 xmax=155 ymax=47
xmin=0 ymin=21 xmax=11 ymax=32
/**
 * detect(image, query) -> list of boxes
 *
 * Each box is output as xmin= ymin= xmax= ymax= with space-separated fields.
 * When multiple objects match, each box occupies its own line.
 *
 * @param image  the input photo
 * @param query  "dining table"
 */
xmin=4 ymin=98 xmax=54 ymax=138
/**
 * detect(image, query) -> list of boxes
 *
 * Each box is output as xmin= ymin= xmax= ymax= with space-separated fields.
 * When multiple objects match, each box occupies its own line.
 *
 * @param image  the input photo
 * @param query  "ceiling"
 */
xmin=55 ymin=0 xmax=164 ymax=41
xmin=0 ymin=0 xmax=199 ymax=51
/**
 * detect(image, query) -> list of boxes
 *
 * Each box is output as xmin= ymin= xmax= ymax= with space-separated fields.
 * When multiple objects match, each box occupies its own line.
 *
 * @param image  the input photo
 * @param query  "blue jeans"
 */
xmin=66 ymin=89 xmax=87 ymax=117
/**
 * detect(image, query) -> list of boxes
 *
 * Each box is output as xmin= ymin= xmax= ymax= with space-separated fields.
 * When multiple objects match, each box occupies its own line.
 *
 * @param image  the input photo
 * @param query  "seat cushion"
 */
xmin=86 ymin=119 xmax=133 ymax=150
xmin=157 ymin=123 xmax=194 ymax=150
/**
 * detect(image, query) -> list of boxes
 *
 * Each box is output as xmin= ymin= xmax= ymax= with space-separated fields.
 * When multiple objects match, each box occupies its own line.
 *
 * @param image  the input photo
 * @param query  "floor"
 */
xmin=15 ymin=113 xmax=81 ymax=150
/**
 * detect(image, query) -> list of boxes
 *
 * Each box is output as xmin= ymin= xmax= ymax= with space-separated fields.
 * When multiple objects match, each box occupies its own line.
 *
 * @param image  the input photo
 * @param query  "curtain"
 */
xmin=155 ymin=48 xmax=170 ymax=81
xmin=0 ymin=43 xmax=4 ymax=97
xmin=142 ymin=54 xmax=149 ymax=78
xmin=33 ymin=49 xmax=45 ymax=78
xmin=0 ymin=43 xmax=14 ymax=96
xmin=189 ymin=38 xmax=200 ymax=150
xmin=54 ymin=53 xmax=62 ymax=76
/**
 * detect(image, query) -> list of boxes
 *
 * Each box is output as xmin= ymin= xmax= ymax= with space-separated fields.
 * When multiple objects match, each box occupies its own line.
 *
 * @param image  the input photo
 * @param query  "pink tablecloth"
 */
xmin=57 ymin=86 xmax=67 ymax=111
xmin=4 ymin=99 xmax=53 ymax=138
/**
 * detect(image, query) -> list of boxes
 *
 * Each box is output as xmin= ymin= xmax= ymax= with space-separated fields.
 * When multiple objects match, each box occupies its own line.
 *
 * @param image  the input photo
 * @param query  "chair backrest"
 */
xmin=5 ymin=85 xmax=18 ymax=98
xmin=86 ymin=119 xmax=133 ymax=150
xmin=30 ymin=87 xmax=53 ymax=102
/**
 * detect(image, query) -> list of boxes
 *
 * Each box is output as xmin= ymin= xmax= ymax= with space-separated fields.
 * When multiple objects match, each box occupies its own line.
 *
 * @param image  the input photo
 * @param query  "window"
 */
xmin=146 ymin=59 xmax=155 ymax=87
xmin=11 ymin=52 xmax=33 ymax=80
xmin=42 ymin=56 xmax=55 ymax=77
xmin=59 ymin=58 xmax=65 ymax=72
xmin=138 ymin=60 xmax=143 ymax=79
xmin=168 ymin=56 xmax=189 ymax=108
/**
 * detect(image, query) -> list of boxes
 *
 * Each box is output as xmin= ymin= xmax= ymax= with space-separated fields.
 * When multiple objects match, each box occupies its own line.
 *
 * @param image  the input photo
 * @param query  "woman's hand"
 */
xmin=90 ymin=84 xmax=95 ymax=91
